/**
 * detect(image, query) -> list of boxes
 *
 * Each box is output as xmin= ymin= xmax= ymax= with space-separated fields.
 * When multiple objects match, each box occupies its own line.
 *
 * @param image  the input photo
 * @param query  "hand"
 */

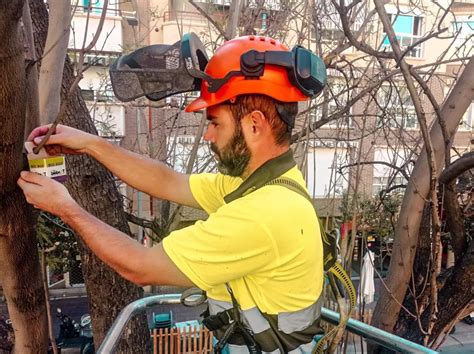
xmin=27 ymin=124 xmax=98 ymax=156
xmin=17 ymin=171 xmax=78 ymax=217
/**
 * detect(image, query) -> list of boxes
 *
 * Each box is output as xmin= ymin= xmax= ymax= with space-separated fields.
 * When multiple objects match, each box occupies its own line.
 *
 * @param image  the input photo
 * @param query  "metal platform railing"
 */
xmin=97 ymin=294 xmax=439 ymax=354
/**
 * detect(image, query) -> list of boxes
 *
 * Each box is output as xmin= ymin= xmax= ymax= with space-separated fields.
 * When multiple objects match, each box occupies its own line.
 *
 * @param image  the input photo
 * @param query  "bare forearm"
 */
xmin=61 ymin=202 xmax=149 ymax=285
xmin=85 ymin=137 xmax=196 ymax=207
xmin=58 ymin=202 xmax=194 ymax=287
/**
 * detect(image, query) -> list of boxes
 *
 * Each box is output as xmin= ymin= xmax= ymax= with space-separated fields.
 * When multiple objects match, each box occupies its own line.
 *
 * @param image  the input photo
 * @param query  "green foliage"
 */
xmin=340 ymin=191 xmax=403 ymax=241
xmin=36 ymin=212 xmax=80 ymax=274
xmin=359 ymin=193 xmax=403 ymax=240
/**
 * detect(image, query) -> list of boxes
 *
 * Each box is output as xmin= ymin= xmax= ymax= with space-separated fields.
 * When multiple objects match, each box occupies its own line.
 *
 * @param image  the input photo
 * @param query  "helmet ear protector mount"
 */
xmin=185 ymin=46 xmax=327 ymax=98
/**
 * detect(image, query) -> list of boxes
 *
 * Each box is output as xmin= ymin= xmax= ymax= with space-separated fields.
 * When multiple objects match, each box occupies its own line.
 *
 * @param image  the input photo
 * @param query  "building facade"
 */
xmin=70 ymin=0 xmax=473 ymax=231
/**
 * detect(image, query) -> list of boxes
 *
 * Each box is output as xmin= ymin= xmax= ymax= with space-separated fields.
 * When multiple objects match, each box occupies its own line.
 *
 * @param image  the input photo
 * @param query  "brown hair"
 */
xmin=228 ymin=95 xmax=298 ymax=145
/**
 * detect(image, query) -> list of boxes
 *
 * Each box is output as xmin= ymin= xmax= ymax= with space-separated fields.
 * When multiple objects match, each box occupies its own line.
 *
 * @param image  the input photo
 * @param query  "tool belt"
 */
xmin=183 ymin=286 xmax=262 ymax=353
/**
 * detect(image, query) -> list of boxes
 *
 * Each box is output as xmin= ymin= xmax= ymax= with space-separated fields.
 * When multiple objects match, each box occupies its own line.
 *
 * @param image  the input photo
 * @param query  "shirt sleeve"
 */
xmin=189 ymin=173 xmax=242 ymax=214
xmin=162 ymin=199 xmax=275 ymax=291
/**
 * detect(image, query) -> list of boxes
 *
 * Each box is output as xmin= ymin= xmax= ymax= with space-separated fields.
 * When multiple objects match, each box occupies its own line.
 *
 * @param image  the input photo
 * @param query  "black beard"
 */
xmin=210 ymin=124 xmax=251 ymax=177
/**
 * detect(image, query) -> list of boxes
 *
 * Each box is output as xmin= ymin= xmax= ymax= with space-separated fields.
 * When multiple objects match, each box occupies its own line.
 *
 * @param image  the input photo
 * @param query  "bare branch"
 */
xmin=339 ymin=160 xmax=411 ymax=180
xmin=187 ymin=0 xmax=228 ymax=40
xmin=439 ymin=151 xmax=474 ymax=184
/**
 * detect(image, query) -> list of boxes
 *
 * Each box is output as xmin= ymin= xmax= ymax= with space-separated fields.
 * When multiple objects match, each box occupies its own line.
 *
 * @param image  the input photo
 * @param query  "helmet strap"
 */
xmin=276 ymin=103 xmax=295 ymax=132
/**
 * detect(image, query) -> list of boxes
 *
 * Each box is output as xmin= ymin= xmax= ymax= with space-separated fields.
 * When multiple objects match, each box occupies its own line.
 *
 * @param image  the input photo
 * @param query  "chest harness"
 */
xmin=182 ymin=150 xmax=356 ymax=353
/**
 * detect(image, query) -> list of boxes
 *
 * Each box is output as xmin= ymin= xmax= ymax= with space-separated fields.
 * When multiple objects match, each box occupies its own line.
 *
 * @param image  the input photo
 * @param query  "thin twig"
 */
xmin=33 ymin=0 xmax=110 ymax=154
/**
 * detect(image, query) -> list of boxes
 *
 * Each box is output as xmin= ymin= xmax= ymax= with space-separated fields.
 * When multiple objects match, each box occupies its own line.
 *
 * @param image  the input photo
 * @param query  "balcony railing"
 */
xmin=73 ymin=5 xmax=138 ymax=25
xmin=81 ymin=89 xmax=117 ymax=103
xmin=69 ymin=50 xmax=120 ymax=66
xmin=74 ymin=5 xmax=121 ymax=17
xmin=162 ymin=10 xmax=208 ymax=23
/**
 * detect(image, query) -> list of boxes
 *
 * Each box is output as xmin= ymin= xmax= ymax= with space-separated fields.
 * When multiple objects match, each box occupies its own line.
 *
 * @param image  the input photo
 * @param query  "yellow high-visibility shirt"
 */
xmin=163 ymin=166 xmax=323 ymax=314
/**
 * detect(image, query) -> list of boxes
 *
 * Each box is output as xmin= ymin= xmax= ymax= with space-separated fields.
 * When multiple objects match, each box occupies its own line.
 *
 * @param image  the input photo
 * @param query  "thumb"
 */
xmin=20 ymin=171 xmax=47 ymax=184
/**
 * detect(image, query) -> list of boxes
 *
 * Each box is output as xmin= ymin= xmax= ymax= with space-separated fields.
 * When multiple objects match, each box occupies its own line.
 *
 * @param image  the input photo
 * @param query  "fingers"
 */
xmin=27 ymin=124 xmax=54 ymax=142
xmin=43 ymin=145 xmax=64 ymax=156
xmin=32 ymin=133 xmax=61 ymax=146
xmin=18 ymin=171 xmax=49 ymax=185
xmin=17 ymin=172 xmax=41 ymax=206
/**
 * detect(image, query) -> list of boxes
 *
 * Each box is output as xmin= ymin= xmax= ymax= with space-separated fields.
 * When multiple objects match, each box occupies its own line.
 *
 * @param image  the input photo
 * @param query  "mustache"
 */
xmin=210 ymin=143 xmax=217 ymax=154
xmin=210 ymin=143 xmax=220 ymax=156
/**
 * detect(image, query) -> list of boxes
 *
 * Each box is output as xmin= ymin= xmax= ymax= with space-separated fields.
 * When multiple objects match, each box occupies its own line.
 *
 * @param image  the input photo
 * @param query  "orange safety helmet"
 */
xmin=185 ymin=36 xmax=309 ymax=112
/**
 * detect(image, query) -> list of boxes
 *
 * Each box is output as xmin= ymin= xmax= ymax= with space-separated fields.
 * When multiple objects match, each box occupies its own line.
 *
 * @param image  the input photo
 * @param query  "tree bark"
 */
xmin=393 ymin=203 xmax=432 ymax=336
xmin=443 ymin=181 xmax=466 ymax=264
xmin=371 ymin=57 xmax=474 ymax=337
xmin=29 ymin=0 xmax=150 ymax=351
xmin=22 ymin=0 xmax=40 ymax=137
xmin=0 ymin=1 xmax=48 ymax=352
xmin=38 ymin=0 xmax=71 ymax=126
xmin=396 ymin=240 xmax=474 ymax=346
xmin=439 ymin=152 xmax=474 ymax=263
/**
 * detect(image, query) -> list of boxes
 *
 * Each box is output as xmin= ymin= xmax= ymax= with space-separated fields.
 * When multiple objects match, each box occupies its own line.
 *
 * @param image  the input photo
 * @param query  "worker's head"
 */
xmin=187 ymin=35 xmax=326 ymax=176
xmin=186 ymin=35 xmax=317 ymax=134
xmin=203 ymin=95 xmax=299 ymax=177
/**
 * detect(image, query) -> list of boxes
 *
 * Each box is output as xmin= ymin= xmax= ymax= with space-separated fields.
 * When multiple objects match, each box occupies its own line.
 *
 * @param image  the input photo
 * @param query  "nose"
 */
xmin=203 ymin=124 xmax=214 ymax=143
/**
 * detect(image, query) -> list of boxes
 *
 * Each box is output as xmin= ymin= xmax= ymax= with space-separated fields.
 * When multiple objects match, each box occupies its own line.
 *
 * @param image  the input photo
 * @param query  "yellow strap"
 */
xmin=312 ymin=262 xmax=356 ymax=353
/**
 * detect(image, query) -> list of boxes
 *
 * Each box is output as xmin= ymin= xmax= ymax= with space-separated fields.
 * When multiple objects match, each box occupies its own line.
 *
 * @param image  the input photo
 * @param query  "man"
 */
xmin=18 ymin=36 xmax=325 ymax=353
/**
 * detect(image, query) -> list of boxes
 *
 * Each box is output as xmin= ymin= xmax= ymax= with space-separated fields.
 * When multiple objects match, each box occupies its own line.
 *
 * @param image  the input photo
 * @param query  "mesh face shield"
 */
xmin=109 ymin=33 xmax=208 ymax=102
xmin=109 ymin=33 xmax=327 ymax=108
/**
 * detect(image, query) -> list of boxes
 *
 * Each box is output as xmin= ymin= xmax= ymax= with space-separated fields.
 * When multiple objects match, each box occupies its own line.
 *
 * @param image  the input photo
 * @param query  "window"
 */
xmin=309 ymin=83 xmax=353 ymax=128
xmin=452 ymin=20 xmax=473 ymax=54
xmin=247 ymin=0 xmax=280 ymax=11
xmin=83 ymin=0 xmax=104 ymax=13
xmin=210 ymin=0 xmax=232 ymax=6
xmin=459 ymin=103 xmax=473 ymax=131
xmin=377 ymin=86 xmax=417 ymax=129
xmin=165 ymin=91 xmax=200 ymax=107
xmin=452 ymin=20 xmax=474 ymax=41
xmin=372 ymin=176 xmax=406 ymax=195
xmin=319 ymin=24 xmax=345 ymax=44
xmin=81 ymin=89 xmax=115 ymax=102
xmin=76 ymin=53 xmax=119 ymax=67
xmin=260 ymin=12 xmax=268 ymax=30
xmin=306 ymin=146 xmax=350 ymax=198
xmin=81 ymin=89 xmax=94 ymax=101
xmin=372 ymin=148 xmax=413 ymax=195
xmin=82 ymin=0 xmax=118 ymax=15
xmin=382 ymin=14 xmax=423 ymax=58
xmin=311 ymin=1 xmax=365 ymax=49
xmin=167 ymin=136 xmax=213 ymax=174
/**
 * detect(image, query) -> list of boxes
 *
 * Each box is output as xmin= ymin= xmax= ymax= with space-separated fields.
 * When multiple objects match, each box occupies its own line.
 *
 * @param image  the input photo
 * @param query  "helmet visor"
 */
xmin=109 ymin=34 xmax=208 ymax=102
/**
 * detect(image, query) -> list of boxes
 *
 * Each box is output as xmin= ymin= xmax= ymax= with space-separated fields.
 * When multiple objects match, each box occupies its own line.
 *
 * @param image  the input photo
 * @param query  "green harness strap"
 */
xmin=220 ymin=150 xmax=355 ymax=352
xmin=265 ymin=177 xmax=356 ymax=353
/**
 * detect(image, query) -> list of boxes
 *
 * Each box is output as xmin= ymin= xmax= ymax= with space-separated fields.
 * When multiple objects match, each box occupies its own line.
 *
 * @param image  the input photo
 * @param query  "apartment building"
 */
xmin=70 ymin=0 xmax=473 ymax=229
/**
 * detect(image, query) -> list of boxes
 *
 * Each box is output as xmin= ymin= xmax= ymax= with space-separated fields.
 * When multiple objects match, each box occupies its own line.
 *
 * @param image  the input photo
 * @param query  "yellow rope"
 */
xmin=313 ymin=262 xmax=356 ymax=353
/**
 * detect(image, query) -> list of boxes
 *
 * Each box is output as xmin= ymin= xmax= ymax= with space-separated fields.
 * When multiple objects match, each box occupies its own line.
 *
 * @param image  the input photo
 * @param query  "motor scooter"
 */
xmin=49 ymin=308 xmax=94 ymax=354
xmin=0 ymin=316 xmax=13 ymax=353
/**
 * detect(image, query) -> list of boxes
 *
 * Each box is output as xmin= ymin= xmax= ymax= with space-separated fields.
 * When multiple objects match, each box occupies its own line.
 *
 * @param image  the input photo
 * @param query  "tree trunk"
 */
xmin=393 ymin=203 xmax=432 ymax=336
xmin=38 ymin=0 xmax=71 ymax=126
xmin=29 ymin=0 xmax=150 ymax=351
xmin=0 ymin=1 xmax=48 ymax=352
xmin=371 ymin=57 xmax=474 ymax=338
xmin=395 ymin=240 xmax=474 ymax=346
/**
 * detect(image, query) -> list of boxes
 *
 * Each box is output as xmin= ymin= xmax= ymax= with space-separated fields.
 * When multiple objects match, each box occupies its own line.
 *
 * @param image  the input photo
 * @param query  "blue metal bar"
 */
xmin=97 ymin=294 xmax=183 ymax=353
xmin=321 ymin=308 xmax=438 ymax=354
xmin=97 ymin=294 xmax=439 ymax=354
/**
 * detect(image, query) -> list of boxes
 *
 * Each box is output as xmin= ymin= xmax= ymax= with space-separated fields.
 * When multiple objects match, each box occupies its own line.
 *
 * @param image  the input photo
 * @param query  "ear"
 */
xmin=244 ymin=110 xmax=268 ymax=137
